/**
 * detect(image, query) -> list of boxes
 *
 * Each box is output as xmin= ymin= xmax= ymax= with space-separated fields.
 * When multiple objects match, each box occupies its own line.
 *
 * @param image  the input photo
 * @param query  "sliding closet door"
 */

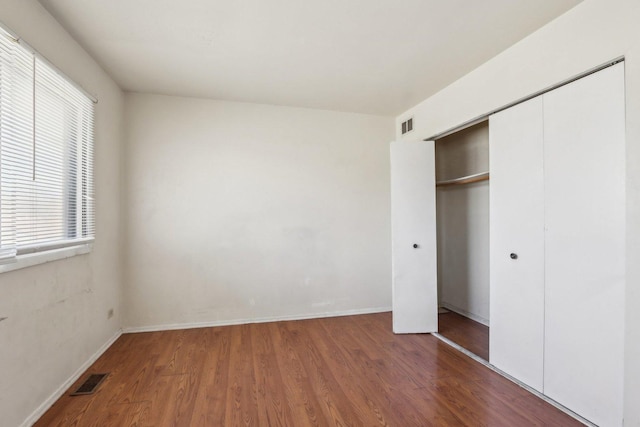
xmin=543 ymin=63 xmax=625 ymax=426
xmin=390 ymin=141 xmax=438 ymax=333
xmin=489 ymin=97 xmax=545 ymax=392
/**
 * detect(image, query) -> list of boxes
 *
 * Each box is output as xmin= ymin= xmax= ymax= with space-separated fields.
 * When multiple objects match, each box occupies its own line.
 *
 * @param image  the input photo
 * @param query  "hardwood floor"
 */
xmin=35 ymin=312 xmax=581 ymax=426
xmin=438 ymin=311 xmax=490 ymax=361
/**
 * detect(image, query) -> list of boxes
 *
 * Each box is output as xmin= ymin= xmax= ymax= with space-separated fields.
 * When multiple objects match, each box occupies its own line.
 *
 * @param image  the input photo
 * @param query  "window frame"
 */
xmin=0 ymin=24 xmax=96 ymax=272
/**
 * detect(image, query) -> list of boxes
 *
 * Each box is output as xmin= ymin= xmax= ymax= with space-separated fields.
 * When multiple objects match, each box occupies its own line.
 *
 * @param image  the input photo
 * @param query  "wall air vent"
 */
xmin=401 ymin=117 xmax=413 ymax=135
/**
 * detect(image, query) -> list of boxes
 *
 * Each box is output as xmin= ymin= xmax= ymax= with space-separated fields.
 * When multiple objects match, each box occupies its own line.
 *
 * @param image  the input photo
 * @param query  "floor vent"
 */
xmin=70 ymin=373 xmax=109 ymax=396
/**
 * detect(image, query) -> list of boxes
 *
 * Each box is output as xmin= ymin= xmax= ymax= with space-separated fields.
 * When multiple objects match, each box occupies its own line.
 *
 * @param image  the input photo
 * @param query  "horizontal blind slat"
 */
xmin=0 ymin=28 xmax=95 ymax=258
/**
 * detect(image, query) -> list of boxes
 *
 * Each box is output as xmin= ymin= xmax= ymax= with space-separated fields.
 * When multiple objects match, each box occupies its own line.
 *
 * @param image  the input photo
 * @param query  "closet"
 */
xmin=391 ymin=61 xmax=625 ymax=426
xmin=435 ymin=123 xmax=490 ymax=361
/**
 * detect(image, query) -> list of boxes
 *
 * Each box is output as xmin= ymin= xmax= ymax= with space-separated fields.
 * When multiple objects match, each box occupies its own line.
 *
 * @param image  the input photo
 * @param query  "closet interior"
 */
xmin=434 ymin=121 xmax=490 ymax=361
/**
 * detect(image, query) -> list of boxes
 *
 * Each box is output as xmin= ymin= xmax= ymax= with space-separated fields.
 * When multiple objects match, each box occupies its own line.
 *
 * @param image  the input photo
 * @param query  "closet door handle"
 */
xmin=413 ymin=243 xmax=419 ymax=249
xmin=510 ymin=253 xmax=518 ymax=260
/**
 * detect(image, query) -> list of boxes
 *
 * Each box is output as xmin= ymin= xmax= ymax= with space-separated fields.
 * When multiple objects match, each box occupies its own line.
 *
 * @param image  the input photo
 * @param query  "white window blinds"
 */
xmin=0 ymin=27 xmax=94 ymax=264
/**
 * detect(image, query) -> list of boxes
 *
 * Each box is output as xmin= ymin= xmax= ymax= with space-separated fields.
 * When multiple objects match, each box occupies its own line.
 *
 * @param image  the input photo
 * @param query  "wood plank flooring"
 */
xmin=35 ymin=312 xmax=582 ymax=426
xmin=438 ymin=311 xmax=490 ymax=361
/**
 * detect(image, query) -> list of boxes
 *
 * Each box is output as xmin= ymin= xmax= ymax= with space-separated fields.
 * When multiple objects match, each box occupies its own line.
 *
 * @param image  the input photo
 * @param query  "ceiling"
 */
xmin=39 ymin=0 xmax=581 ymax=116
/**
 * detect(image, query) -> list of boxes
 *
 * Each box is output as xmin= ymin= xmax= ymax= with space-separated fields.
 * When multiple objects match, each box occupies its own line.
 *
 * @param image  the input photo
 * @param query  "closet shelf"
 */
xmin=436 ymin=171 xmax=489 ymax=187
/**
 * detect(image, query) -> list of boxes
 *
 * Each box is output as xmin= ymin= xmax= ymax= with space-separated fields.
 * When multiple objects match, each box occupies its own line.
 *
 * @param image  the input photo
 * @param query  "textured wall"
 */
xmin=0 ymin=1 xmax=124 ymax=426
xmin=123 ymin=93 xmax=394 ymax=330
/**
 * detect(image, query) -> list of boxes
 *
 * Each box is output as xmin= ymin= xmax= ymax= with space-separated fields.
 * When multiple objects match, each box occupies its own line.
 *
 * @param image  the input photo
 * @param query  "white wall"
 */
xmin=0 ymin=1 xmax=124 ymax=426
xmin=437 ymin=184 xmax=489 ymax=323
xmin=396 ymin=0 xmax=640 ymax=424
xmin=123 ymin=94 xmax=393 ymax=330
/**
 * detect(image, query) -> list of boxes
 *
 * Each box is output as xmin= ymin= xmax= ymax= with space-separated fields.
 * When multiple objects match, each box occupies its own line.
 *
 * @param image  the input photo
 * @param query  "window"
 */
xmin=0 ymin=27 xmax=94 ymax=265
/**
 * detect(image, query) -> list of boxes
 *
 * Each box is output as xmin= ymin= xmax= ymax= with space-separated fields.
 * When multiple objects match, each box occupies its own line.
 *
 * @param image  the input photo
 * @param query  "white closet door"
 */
xmin=543 ymin=63 xmax=625 ymax=427
xmin=390 ymin=140 xmax=438 ymax=333
xmin=489 ymin=96 xmax=545 ymax=392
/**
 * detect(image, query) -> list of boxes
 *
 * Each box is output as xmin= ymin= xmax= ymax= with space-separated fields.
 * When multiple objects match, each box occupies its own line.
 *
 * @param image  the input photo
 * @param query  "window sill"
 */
xmin=0 ymin=243 xmax=93 ymax=274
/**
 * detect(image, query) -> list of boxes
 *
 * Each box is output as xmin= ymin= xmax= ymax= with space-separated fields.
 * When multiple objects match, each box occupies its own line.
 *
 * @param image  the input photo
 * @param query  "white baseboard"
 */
xmin=440 ymin=302 xmax=489 ymax=326
xmin=21 ymin=329 xmax=123 ymax=427
xmin=123 ymin=306 xmax=392 ymax=333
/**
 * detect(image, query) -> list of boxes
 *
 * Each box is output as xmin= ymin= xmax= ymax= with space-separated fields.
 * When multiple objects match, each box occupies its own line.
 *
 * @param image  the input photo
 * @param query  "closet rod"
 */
xmin=436 ymin=171 xmax=489 ymax=187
